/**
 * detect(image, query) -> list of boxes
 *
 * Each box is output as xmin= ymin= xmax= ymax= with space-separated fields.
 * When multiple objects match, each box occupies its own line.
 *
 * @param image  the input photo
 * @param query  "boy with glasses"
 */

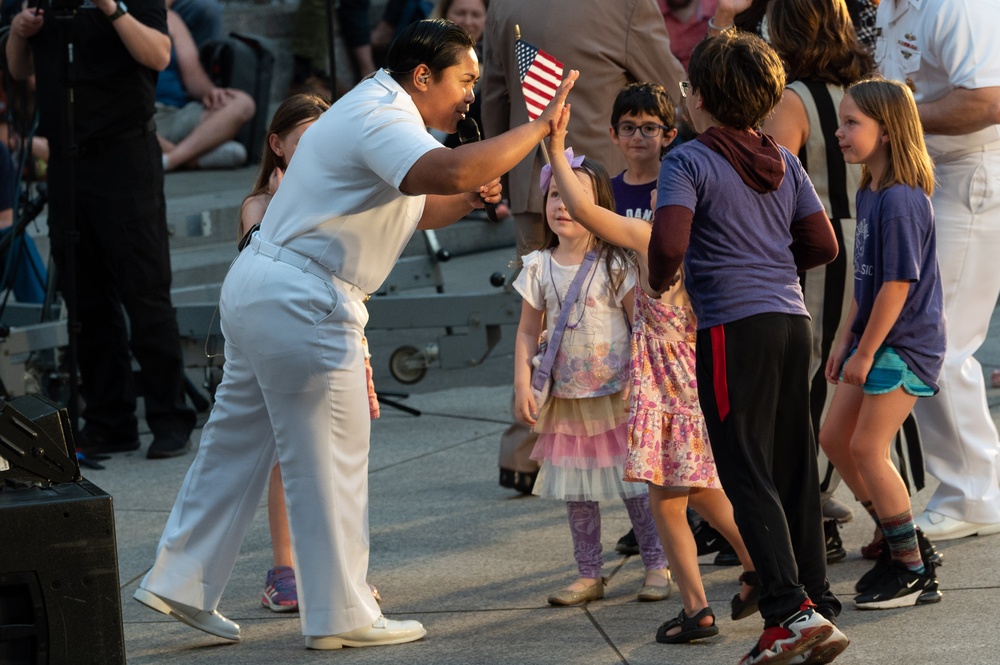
xmin=608 ymin=82 xmax=677 ymax=222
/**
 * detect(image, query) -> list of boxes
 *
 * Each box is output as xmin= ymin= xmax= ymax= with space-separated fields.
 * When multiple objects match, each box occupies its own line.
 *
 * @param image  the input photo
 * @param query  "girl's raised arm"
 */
xmin=547 ymin=106 xmax=652 ymax=255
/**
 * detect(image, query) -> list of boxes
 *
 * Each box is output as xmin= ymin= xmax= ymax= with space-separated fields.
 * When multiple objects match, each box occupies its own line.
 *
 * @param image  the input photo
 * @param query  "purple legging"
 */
xmin=566 ymin=495 xmax=668 ymax=578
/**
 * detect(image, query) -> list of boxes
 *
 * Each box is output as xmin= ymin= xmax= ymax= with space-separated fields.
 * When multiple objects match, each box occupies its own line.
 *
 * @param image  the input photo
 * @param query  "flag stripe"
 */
xmin=516 ymin=38 xmax=564 ymax=121
xmin=523 ymin=81 xmax=557 ymax=101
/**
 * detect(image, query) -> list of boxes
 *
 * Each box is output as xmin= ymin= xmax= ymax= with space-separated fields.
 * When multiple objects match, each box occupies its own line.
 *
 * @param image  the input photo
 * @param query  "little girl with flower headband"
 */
xmin=513 ymin=148 xmax=670 ymax=606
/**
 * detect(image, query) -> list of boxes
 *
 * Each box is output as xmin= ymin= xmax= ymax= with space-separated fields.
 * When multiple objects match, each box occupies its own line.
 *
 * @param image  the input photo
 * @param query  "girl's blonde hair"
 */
xmin=538 ymin=156 xmax=634 ymax=293
xmin=847 ymin=77 xmax=934 ymax=196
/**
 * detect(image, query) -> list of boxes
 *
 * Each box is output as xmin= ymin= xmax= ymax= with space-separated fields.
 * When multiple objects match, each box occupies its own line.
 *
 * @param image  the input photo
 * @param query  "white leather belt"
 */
xmin=249 ymin=234 xmax=370 ymax=301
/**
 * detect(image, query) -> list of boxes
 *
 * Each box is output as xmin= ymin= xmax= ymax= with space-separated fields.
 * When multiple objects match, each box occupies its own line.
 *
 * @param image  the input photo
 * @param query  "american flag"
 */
xmin=515 ymin=39 xmax=564 ymax=121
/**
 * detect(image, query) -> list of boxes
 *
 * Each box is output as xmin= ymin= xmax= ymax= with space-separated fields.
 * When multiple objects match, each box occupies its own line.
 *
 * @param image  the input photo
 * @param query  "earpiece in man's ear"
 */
xmin=419 ymin=76 xmax=429 ymax=84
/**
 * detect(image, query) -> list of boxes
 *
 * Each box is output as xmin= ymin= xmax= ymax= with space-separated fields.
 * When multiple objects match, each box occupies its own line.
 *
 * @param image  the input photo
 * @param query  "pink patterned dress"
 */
xmin=623 ymin=282 xmax=720 ymax=488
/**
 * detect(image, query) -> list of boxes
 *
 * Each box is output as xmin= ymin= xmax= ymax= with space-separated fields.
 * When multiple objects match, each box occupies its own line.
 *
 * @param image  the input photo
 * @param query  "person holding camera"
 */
xmin=5 ymin=0 xmax=196 ymax=459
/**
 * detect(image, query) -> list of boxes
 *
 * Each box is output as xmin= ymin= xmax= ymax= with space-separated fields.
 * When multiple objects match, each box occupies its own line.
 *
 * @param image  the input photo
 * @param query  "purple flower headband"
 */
xmin=539 ymin=147 xmax=585 ymax=193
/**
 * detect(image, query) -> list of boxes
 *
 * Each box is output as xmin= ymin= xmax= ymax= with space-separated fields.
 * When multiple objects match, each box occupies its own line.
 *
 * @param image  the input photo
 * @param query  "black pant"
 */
xmin=47 ymin=130 xmax=194 ymax=440
xmin=696 ymin=313 xmax=840 ymax=625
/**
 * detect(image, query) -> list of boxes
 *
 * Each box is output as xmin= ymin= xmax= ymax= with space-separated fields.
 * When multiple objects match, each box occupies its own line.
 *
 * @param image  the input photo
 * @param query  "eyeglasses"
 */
xmin=679 ymin=81 xmax=691 ymax=99
xmin=614 ymin=122 xmax=671 ymax=138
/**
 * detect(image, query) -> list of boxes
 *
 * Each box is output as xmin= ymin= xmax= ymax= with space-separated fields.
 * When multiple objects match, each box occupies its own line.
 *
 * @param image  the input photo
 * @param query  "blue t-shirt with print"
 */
xmin=851 ymin=184 xmax=945 ymax=391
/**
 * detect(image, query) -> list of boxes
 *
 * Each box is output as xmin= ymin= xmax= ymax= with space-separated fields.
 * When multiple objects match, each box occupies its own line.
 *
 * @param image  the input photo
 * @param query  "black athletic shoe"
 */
xmin=855 ymin=548 xmax=891 ymax=594
xmin=714 ymin=543 xmax=740 ymax=566
xmin=692 ymin=521 xmax=726 ymax=556
xmin=853 ymin=562 xmax=936 ymax=610
xmin=916 ymin=527 xmax=944 ymax=569
xmin=915 ymin=528 xmax=943 ymax=604
xmin=616 ymin=528 xmax=639 ymax=555
xmin=855 ymin=526 xmax=942 ymax=593
xmin=825 ymin=519 xmax=847 ymax=564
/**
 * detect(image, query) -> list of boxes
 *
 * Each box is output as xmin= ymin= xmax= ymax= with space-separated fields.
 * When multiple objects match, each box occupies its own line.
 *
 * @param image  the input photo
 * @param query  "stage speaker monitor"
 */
xmin=0 ymin=479 xmax=125 ymax=665
xmin=0 ymin=394 xmax=80 ymax=486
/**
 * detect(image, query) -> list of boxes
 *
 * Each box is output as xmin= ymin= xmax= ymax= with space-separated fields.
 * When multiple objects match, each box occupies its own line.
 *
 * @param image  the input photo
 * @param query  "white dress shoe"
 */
xmin=915 ymin=510 xmax=1000 ymax=541
xmin=133 ymin=587 xmax=240 ymax=641
xmin=305 ymin=615 xmax=426 ymax=649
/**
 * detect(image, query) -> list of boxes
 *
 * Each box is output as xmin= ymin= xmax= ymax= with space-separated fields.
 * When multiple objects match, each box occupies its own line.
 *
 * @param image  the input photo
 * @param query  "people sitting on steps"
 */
xmin=155 ymin=0 xmax=255 ymax=171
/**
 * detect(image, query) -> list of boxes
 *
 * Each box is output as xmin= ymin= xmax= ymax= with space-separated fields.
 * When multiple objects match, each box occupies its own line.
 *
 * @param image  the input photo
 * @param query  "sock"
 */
xmin=566 ymin=501 xmax=602 ymax=579
xmin=860 ymin=499 xmax=880 ymax=527
xmin=880 ymin=510 xmax=925 ymax=573
xmin=623 ymin=494 xmax=669 ymax=571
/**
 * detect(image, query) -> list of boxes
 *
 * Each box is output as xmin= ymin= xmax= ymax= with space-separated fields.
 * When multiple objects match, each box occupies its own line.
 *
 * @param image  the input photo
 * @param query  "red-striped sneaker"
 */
xmin=738 ymin=602 xmax=834 ymax=664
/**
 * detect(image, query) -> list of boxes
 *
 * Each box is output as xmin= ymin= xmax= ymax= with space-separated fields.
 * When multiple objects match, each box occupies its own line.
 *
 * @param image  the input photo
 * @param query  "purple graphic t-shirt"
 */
xmin=851 ymin=184 xmax=945 ymax=391
xmin=612 ymin=172 xmax=656 ymax=220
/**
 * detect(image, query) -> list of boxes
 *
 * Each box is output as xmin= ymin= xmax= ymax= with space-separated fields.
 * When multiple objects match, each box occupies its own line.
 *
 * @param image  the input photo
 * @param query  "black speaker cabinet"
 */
xmin=0 ymin=480 xmax=125 ymax=665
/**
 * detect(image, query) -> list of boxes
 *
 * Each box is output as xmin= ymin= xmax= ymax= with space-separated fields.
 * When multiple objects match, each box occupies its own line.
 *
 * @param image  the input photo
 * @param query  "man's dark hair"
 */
xmin=386 ymin=19 xmax=477 ymax=83
xmin=610 ymin=82 xmax=675 ymax=130
xmin=688 ymin=30 xmax=785 ymax=130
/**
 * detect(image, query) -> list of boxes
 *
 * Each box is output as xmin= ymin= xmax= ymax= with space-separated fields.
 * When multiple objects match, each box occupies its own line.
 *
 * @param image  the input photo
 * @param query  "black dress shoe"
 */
xmin=76 ymin=431 xmax=141 ymax=455
xmin=147 ymin=431 xmax=191 ymax=459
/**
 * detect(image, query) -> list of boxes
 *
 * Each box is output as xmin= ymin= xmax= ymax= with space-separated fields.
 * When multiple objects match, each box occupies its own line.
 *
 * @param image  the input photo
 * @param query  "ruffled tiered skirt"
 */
xmin=530 ymin=391 xmax=647 ymax=502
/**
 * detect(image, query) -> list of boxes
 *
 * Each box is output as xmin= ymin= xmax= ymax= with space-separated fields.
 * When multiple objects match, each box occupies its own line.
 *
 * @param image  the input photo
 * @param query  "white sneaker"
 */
xmin=915 ymin=509 xmax=1000 ymax=541
xmin=821 ymin=496 xmax=854 ymax=523
xmin=305 ymin=615 xmax=426 ymax=649
xmin=133 ymin=587 xmax=240 ymax=641
xmin=789 ymin=624 xmax=850 ymax=664
xmin=195 ymin=140 xmax=247 ymax=169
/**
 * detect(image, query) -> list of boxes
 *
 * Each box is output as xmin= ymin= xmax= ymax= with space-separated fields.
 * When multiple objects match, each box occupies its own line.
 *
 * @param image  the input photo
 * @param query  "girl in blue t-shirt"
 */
xmin=821 ymin=77 xmax=946 ymax=610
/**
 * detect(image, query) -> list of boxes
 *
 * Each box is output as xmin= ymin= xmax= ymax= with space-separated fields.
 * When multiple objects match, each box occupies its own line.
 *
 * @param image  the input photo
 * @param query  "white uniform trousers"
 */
xmin=914 ymin=146 xmax=1000 ymax=524
xmin=141 ymin=246 xmax=382 ymax=636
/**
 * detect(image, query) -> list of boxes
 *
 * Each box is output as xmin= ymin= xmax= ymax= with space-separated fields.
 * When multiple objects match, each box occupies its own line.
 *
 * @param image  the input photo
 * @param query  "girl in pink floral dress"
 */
xmin=513 ymin=151 xmax=671 ymax=607
xmin=545 ymin=108 xmax=758 ymax=645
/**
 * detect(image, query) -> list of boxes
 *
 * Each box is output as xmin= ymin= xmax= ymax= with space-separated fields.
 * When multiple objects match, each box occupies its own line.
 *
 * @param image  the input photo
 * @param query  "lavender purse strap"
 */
xmin=531 ymin=250 xmax=598 ymax=392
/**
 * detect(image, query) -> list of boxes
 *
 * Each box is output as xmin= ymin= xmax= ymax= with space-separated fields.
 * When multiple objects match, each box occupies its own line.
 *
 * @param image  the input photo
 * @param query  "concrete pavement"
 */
xmin=97 ymin=380 xmax=1000 ymax=665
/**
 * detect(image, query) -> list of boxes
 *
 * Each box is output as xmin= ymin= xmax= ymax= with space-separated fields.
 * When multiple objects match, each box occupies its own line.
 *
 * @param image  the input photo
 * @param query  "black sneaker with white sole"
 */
xmin=853 ymin=562 xmax=936 ymax=610
xmin=855 ymin=526 xmax=942 ymax=594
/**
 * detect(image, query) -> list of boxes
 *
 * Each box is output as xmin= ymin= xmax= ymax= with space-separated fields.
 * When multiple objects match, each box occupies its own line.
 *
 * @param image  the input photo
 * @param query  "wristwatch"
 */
xmin=108 ymin=0 xmax=128 ymax=22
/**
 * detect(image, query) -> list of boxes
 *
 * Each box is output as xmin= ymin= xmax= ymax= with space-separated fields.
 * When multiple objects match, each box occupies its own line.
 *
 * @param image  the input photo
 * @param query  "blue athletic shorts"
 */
xmin=843 ymin=346 xmax=934 ymax=397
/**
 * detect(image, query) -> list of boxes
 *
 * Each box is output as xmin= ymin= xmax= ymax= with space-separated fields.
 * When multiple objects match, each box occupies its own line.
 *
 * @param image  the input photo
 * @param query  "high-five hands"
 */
xmin=536 ymin=69 xmax=580 ymax=132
